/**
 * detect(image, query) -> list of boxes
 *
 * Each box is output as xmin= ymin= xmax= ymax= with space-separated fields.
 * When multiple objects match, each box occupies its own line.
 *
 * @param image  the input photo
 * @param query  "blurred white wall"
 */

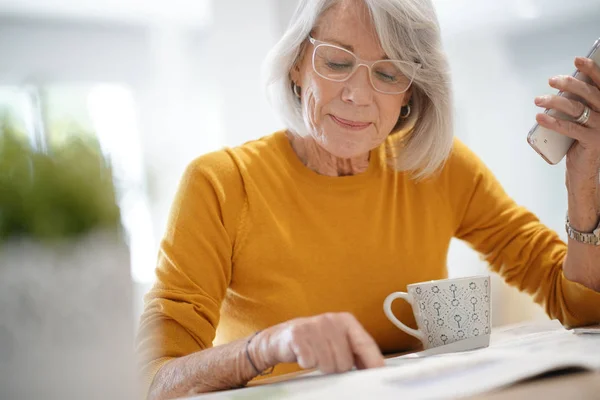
xmin=441 ymin=6 xmax=600 ymax=326
xmin=1 ymin=0 xmax=599 ymax=326
xmin=0 ymin=0 xmax=210 ymax=26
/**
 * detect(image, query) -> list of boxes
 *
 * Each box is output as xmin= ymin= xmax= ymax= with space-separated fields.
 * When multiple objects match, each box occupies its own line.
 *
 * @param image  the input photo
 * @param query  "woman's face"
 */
xmin=290 ymin=0 xmax=412 ymax=159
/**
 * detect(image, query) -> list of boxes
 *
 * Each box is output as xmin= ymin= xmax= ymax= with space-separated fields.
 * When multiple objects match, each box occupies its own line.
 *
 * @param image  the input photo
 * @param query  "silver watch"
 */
xmin=565 ymin=215 xmax=600 ymax=246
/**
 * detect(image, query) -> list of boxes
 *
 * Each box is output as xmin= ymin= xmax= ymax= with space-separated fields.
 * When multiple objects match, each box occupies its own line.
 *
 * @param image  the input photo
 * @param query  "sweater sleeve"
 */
xmin=135 ymin=151 xmax=246 ymax=397
xmin=448 ymin=139 xmax=600 ymax=328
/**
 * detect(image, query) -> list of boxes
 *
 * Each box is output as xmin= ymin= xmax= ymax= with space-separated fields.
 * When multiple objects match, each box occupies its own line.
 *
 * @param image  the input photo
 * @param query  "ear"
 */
xmin=290 ymin=42 xmax=308 ymax=87
xmin=290 ymin=63 xmax=301 ymax=87
xmin=402 ymin=87 xmax=413 ymax=107
xmin=290 ymin=52 xmax=305 ymax=87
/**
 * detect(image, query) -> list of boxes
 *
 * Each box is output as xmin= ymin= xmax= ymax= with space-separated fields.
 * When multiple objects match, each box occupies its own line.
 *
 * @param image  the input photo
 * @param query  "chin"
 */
xmin=316 ymin=126 xmax=373 ymax=158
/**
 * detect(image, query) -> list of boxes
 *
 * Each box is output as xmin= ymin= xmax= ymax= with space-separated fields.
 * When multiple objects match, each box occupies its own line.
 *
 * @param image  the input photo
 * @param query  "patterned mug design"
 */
xmin=384 ymin=276 xmax=491 ymax=350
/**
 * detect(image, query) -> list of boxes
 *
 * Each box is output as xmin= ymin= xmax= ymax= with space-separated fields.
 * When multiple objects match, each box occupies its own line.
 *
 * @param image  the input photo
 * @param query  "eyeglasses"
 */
xmin=308 ymin=36 xmax=420 ymax=95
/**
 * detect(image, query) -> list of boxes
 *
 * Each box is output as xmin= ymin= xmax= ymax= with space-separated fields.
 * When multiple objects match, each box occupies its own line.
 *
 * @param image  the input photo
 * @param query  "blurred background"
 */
xmin=1 ymin=0 xmax=598 ymax=327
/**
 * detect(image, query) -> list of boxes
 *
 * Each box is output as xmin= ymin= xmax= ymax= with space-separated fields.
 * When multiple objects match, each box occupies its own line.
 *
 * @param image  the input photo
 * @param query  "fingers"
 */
xmin=536 ymin=113 xmax=594 ymax=145
xmin=288 ymin=329 xmax=317 ymax=369
xmin=535 ymin=94 xmax=585 ymax=120
xmin=286 ymin=316 xmax=342 ymax=373
xmin=342 ymin=313 xmax=385 ymax=369
xmin=310 ymin=313 xmax=355 ymax=374
xmin=548 ymin=73 xmax=600 ymax=113
xmin=535 ymin=95 xmax=600 ymax=129
xmin=536 ymin=57 xmax=600 ymax=148
xmin=575 ymin=56 xmax=600 ymax=96
xmin=310 ymin=318 xmax=337 ymax=374
xmin=323 ymin=313 xmax=355 ymax=373
xmin=276 ymin=312 xmax=383 ymax=376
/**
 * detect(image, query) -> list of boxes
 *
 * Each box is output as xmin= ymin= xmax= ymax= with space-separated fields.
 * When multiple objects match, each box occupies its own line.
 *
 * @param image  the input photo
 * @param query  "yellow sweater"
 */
xmin=137 ymin=130 xmax=600 ymax=393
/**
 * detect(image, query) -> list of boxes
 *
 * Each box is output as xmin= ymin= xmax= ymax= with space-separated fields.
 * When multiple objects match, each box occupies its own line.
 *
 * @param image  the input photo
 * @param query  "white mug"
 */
xmin=384 ymin=276 xmax=492 ymax=350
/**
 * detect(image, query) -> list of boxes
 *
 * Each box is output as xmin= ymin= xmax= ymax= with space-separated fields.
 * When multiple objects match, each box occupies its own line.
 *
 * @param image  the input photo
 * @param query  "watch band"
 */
xmin=565 ymin=215 xmax=600 ymax=246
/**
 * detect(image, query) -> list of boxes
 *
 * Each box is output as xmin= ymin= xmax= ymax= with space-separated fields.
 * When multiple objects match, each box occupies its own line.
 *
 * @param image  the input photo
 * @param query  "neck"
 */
xmin=286 ymin=131 xmax=370 ymax=177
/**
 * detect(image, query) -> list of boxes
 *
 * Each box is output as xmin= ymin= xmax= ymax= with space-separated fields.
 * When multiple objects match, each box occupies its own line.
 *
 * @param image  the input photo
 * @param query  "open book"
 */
xmin=188 ymin=320 xmax=600 ymax=400
xmin=381 ymin=319 xmax=600 ymax=398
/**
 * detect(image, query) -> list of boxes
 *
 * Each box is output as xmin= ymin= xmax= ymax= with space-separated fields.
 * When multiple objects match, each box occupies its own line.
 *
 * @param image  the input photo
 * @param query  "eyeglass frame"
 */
xmin=307 ymin=35 xmax=421 ymax=95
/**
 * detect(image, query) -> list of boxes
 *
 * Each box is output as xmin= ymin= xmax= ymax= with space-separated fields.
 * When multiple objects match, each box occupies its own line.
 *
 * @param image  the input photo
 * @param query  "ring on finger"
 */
xmin=574 ymin=105 xmax=591 ymax=126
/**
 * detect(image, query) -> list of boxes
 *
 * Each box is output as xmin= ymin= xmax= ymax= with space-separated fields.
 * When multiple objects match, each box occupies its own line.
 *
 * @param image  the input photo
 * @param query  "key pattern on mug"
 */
xmin=412 ymin=279 xmax=491 ymax=347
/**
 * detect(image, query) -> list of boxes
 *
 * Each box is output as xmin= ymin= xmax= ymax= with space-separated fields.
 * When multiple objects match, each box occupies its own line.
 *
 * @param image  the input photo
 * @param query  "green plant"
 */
xmin=0 ymin=120 xmax=121 ymax=241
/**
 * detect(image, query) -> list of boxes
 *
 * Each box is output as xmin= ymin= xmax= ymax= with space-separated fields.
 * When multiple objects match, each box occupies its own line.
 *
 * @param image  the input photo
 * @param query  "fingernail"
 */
xmin=575 ymin=57 xmax=586 ymax=67
xmin=535 ymin=95 xmax=548 ymax=105
xmin=549 ymin=77 xmax=559 ymax=84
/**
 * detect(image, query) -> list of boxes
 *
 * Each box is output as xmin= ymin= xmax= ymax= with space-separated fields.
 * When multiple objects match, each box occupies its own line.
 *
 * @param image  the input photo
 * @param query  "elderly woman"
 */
xmin=137 ymin=0 xmax=600 ymax=398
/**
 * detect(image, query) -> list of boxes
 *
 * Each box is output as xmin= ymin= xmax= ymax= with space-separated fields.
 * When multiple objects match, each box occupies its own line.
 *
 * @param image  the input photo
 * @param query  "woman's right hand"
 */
xmin=249 ymin=312 xmax=385 ymax=375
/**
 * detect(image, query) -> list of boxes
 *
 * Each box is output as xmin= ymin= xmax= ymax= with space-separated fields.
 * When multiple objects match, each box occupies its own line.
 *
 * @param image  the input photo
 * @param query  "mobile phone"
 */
xmin=527 ymin=38 xmax=600 ymax=165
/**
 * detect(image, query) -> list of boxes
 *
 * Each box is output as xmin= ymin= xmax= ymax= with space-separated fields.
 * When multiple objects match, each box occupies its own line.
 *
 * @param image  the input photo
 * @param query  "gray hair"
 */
xmin=262 ymin=0 xmax=453 ymax=179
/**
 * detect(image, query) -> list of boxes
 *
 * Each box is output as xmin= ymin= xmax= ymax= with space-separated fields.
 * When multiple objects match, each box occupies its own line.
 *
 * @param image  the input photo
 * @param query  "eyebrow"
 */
xmin=320 ymin=37 xmax=389 ymax=60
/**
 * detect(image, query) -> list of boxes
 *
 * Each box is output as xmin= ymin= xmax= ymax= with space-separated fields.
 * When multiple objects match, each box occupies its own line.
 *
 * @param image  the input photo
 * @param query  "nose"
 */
xmin=341 ymin=64 xmax=374 ymax=105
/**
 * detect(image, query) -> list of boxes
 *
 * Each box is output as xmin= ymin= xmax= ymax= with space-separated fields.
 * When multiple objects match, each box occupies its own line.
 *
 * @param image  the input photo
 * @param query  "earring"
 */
xmin=400 ymin=104 xmax=411 ymax=119
xmin=293 ymin=82 xmax=301 ymax=98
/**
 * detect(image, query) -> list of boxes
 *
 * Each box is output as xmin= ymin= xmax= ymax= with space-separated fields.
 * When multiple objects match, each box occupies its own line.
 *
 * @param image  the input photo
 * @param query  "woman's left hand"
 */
xmin=534 ymin=57 xmax=600 ymax=292
xmin=534 ymin=57 xmax=600 ymax=179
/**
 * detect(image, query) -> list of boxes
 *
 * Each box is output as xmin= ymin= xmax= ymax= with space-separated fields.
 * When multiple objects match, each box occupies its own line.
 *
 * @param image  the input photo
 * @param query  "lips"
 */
xmin=330 ymin=115 xmax=372 ymax=129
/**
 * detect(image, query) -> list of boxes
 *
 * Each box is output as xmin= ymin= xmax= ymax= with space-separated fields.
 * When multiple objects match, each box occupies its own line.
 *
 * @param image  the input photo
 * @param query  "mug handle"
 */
xmin=383 ymin=292 xmax=424 ymax=341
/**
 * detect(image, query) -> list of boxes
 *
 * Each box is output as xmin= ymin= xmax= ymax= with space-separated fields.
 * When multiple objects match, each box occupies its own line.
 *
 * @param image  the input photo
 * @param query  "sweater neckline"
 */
xmin=274 ymin=130 xmax=382 ymax=189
